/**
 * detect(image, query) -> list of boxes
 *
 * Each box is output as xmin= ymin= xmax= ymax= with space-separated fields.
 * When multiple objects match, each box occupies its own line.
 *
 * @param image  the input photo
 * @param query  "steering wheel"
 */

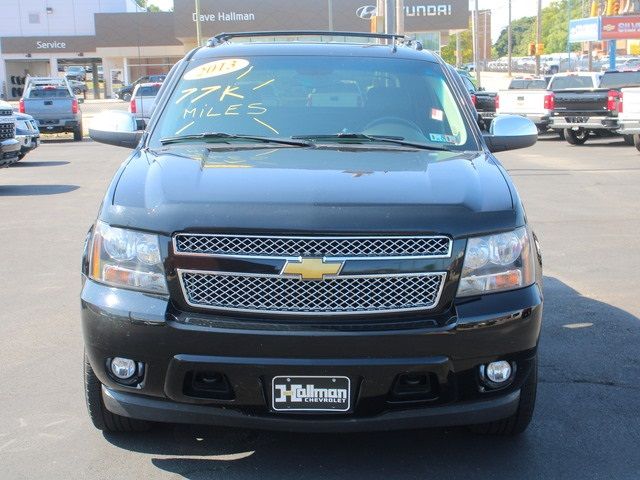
xmin=362 ymin=116 xmax=425 ymax=139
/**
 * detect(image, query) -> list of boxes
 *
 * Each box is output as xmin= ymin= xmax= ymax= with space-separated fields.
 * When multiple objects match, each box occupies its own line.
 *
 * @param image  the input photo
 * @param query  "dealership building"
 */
xmin=0 ymin=0 xmax=468 ymax=100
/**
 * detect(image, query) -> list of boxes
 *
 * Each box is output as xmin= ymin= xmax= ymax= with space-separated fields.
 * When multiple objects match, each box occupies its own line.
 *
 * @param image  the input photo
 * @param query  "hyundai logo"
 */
xmin=356 ymin=5 xmax=377 ymax=19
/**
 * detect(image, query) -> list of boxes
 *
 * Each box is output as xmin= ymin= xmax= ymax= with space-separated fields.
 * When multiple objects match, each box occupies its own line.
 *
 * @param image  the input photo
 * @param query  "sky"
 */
xmin=146 ymin=0 xmax=559 ymax=42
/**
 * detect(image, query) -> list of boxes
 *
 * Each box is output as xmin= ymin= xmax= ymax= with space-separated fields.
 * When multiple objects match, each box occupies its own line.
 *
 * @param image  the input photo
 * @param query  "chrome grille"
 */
xmin=174 ymin=234 xmax=451 ymax=258
xmin=0 ymin=122 xmax=14 ymax=140
xmin=179 ymin=271 xmax=446 ymax=315
xmin=0 ymin=109 xmax=13 ymax=116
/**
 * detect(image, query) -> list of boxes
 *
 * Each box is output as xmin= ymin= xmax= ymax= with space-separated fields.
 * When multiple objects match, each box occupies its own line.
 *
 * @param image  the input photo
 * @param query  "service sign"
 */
xmin=569 ymin=17 xmax=601 ymax=42
xmin=602 ymin=15 xmax=640 ymax=40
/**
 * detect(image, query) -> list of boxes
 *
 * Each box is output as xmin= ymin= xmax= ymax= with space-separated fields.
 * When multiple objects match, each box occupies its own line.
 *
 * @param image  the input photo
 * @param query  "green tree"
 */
xmin=441 ymin=27 xmax=473 ymax=65
xmin=134 ymin=0 xmax=161 ymax=12
xmin=492 ymin=0 xmax=587 ymax=58
xmin=493 ymin=16 xmax=536 ymax=58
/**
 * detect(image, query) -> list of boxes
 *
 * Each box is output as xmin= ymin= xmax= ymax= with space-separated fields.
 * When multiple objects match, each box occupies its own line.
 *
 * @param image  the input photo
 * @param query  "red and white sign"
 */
xmin=602 ymin=15 xmax=640 ymax=39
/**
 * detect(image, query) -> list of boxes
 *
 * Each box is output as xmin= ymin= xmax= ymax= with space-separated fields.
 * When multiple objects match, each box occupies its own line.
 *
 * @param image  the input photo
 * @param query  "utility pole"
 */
xmin=195 ymin=0 xmax=202 ymax=46
xmin=328 ymin=0 xmax=333 ymax=31
xmin=535 ymin=0 xmax=542 ymax=75
xmin=456 ymin=33 xmax=461 ymax=67
xmin=473 ymin=0 xmax=481 ymax=88
xmin=508 ymin=0 xmax=512 ymax=77
xmin=483 ymin=11 xmax=487 ymax=61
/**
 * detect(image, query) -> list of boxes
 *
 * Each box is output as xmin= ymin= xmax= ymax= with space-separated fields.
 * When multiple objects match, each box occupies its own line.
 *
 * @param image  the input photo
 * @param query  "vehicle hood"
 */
xmin=104 ymin=145 xmax=518 ymax=238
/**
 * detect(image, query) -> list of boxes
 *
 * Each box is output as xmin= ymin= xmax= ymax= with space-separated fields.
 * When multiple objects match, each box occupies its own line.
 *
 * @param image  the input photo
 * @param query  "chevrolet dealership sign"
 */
xmin=174 ymin=0 xmax=468 ymax=37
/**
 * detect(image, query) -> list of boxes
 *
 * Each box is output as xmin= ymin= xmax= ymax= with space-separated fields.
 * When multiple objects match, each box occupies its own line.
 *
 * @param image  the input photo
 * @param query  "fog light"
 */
xmin=486 ymin=361 xmax=512 ymax=383
xmin=110 ymin=357 xmax=136 ymax=379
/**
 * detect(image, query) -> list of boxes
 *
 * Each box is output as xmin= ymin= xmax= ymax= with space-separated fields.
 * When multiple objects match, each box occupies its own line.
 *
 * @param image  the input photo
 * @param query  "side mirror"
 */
xmin=483 ymin=115 xmax=537 ymax=153
xmin=88 ymin=110 xmax=143 ymax=149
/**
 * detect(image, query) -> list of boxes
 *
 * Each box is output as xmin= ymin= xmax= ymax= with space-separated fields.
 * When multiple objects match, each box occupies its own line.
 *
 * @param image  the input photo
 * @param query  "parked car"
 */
xmin=550 ymin=70 xmax=640 ymax=145
xmin=128 ymin=82 xmax=162 ymax=124
xmin=68 ymin=79 xmax=87 ymax=95
xmin=115 ymin=74 xmax=167 ymax=101
xmin=0 ymin=100 xmax=19 ymax=167
xmin=19 ymin=77 xmax=84 ymax=141
xmin=85 ymin=31 xmax=542 ymax=436
xmin=613 ymin=85 xmax=640 ymax=150
xmin=496 ymin=79 xmax=553 ymax=133
xmin=456 ymin=68 xmax=477 ymax=88
xmin=14 ymin=112 xmax=40 ymax=160
xmin=65 ymin=66 xmax=86 ymax=82
xmin=457 ymin=73 xmax=497 ymax=127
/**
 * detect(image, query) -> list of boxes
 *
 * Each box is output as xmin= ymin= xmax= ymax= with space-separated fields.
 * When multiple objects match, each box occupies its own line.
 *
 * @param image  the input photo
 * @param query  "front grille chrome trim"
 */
xmin=172 ymin=234 xmax=453 ymax=260
xmin=177 ymin=269 xmax=447 ymax=316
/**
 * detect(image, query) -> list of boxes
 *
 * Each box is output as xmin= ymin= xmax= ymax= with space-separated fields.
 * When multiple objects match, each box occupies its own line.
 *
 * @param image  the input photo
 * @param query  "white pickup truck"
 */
xmin=496 ymin=77 xmax=553 ymax=132
xmin=128 ymin=82 xmax=162 ymax=125
xmin=616 ymin=87 xmax=640 ymax=150
xmin=497 ymin=73 xmax=601 ymax=136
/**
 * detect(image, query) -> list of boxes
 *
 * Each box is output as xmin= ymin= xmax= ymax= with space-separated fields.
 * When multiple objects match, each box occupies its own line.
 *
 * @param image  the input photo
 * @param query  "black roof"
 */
xmin=190 ymin=41 xmax=438 ymax=63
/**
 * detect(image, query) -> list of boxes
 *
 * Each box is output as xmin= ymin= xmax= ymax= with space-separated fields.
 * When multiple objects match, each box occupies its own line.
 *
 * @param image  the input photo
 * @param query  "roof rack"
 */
xmin=207 ymin=30 xmax=407 ymax=47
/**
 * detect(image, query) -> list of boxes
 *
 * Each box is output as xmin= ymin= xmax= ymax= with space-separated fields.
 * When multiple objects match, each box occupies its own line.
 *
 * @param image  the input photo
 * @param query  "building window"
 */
xmin=28 ymin=12 xmax=40 ymax=24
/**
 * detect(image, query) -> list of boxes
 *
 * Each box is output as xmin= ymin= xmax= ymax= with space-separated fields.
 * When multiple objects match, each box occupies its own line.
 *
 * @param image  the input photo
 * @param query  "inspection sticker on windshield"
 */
xmin=184 ymin=59 xmax=250 ymax=80
xmin=431 ymin=108 xmax=444 ymax=121
xmin=430 ymin=133 xmax=458 ymax=144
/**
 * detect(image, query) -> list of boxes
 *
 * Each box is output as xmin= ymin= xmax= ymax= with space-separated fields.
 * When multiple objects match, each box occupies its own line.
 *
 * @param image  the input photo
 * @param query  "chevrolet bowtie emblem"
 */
xmin=281 ymin=257 xmax=343 ymax=280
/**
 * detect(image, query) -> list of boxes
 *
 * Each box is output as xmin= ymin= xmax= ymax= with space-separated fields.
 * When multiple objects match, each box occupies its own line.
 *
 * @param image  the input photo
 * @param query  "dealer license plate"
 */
xmin=271 ymin=376 xmax=350 ymax=412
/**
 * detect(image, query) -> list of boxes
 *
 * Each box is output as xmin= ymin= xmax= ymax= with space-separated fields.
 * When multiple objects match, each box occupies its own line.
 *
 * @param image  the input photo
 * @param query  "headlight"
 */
xmin=89 ymin=221 xmax=168 ymax=294
xmin=457 ymin=227 xmax=535 ymax=297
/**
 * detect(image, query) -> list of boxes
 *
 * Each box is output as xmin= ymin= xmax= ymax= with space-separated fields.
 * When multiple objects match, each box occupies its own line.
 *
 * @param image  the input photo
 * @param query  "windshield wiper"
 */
xmin=160 ymin=132 xmax=314 ymax=147
xmin=292 ymin=133 xmax=453 ymax=151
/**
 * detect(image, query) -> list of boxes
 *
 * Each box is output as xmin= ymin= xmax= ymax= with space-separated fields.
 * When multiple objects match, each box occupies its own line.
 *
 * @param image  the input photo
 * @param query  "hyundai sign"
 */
xmin=569 ymin=17 xmax=601 ymax=42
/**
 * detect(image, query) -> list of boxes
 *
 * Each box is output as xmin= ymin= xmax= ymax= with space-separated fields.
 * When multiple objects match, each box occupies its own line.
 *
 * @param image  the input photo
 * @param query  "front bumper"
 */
xmin=551 ymin=115 xmax=617 ymax=130
xmin=103 ymin=385 xmax=520 ymax=432
xmin=82 ymin=279 xmax=542 ymax=431
xmin=0 ymin=138 xmax=20 ymax=166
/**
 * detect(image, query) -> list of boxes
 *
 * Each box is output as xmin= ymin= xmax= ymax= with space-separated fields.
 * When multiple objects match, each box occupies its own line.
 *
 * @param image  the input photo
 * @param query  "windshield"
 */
xmin=27 ymin=87 xmax=71 ymax=99
xmin=136 ymin=85 xmax=161 ymax=97
xmin=599 ymin=71 xmax=640 ymax=89
xmin=510 ymin=79 xmax=548 ymax=89
xmin=549 ymin=76 xmax=595 ymax=90
xmin=150 ymin=55 xmax=475 ymax=150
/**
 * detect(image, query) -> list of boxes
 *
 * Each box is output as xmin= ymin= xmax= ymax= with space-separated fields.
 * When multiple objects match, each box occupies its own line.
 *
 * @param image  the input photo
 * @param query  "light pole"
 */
xmin=535 ymin=0 xmax=542 ymax=75
xmin=508 ymin=0 xmax=512 ymax=77
xmin=395 ymin=0 xmax=404 ymax=35
xmin=195 ymin=0 xmax=202 ymax=46
xmin=473 ymin=0 xmax=481 ymax=88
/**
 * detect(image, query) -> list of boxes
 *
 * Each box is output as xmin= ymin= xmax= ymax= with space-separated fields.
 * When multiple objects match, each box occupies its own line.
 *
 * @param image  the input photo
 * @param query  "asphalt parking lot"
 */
xmin=1 ymin=134 xmax=639 ymax=479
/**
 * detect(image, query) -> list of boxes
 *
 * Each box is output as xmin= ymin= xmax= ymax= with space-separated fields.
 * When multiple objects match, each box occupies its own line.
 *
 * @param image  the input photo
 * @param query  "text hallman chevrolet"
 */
xmin=83 ymin=31 xmax=543 ymax=435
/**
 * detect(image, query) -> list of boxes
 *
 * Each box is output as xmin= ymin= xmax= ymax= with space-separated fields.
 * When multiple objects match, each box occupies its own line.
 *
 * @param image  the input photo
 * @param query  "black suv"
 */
xmin=84 ymin=32 xmax=542 ymax=436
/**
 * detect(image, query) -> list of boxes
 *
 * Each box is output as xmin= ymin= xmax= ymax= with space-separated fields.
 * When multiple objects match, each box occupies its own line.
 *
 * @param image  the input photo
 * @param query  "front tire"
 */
xmin=634 ymin=134 xmax=640 ymax=152
xmin=469 ymin=357 xmax=538 ymax=436
xmin=84 ymin=354 xmax=151 ymax=432
xmin=622 ymin=134 xmax=634 ymax=146
xmin=564 ymin=128 xmax=589 ymax=145
xmin=122 ymin=92 xmax=132 ymax=102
